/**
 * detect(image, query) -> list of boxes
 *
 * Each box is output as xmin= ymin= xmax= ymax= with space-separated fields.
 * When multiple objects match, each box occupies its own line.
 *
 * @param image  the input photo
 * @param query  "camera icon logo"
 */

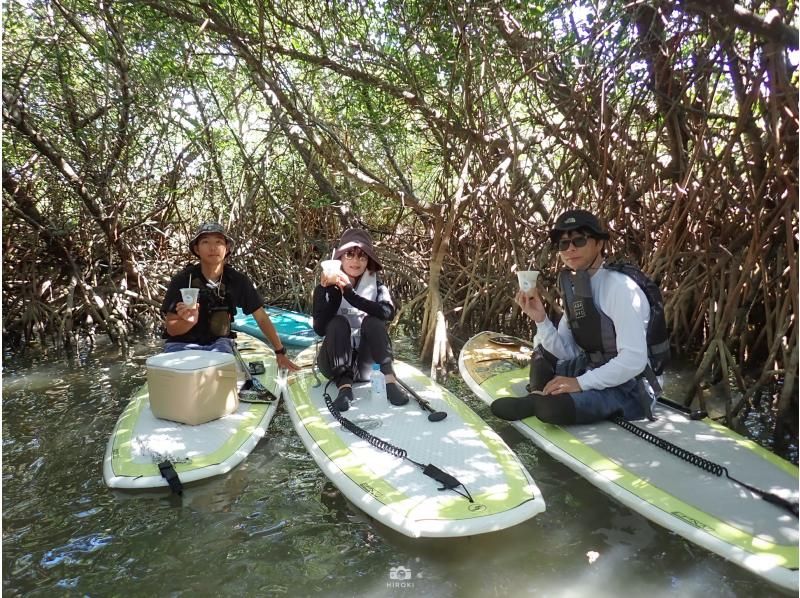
xmin=389 ymin=566 xmax=412 ymax=580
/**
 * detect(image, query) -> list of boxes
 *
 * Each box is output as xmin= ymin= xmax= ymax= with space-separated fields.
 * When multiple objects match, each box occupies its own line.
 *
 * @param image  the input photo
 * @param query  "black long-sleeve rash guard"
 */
xmin=312 ymin=278 xmax=395 ymax=337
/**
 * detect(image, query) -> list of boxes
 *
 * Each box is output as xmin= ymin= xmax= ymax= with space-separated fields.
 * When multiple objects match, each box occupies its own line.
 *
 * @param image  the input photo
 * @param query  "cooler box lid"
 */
xmin=146 ymin=350 xmax=236 ymax=372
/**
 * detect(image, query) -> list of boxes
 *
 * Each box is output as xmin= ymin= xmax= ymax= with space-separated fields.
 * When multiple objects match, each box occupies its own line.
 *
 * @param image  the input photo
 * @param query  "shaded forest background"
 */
xmin=3 ymin=1 xmax=798 ymax=450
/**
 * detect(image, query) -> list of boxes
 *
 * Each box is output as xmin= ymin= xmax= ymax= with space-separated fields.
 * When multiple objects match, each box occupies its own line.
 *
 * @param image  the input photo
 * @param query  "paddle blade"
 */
xmin=239 ymin=379 xmax=278 ymax=403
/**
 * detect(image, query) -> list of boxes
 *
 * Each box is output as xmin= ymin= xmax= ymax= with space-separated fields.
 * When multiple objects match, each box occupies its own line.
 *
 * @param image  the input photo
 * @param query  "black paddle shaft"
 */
xmin=231 ymin=343 xmax=276 ymax=401
xmin=395 ymin=378 xmax=447 ymax=422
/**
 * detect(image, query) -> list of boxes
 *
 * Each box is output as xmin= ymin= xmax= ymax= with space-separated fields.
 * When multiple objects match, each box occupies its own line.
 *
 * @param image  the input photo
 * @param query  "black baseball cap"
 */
xmin=549 ymin=209 xmax=610 ymax=244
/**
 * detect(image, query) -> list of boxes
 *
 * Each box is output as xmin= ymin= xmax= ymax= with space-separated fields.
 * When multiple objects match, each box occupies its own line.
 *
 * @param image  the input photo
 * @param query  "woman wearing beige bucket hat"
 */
xmin=312 ymin=228 xmax=409 ymax=411
xmin=160 ymin=222 xmax=298 ymax=371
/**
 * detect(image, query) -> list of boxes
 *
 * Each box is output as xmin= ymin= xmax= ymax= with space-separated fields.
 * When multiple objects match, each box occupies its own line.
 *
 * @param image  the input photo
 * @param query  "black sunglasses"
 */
xmin=556 ymin=235 xmax=591 ymax=251
xmin=343 ymin=249 xmax=368 ymax=260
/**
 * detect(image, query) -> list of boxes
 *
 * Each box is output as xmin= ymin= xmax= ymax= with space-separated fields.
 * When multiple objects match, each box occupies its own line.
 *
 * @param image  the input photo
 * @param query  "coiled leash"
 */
xmin=612 ymin=416 xmax=798 ymax=517
xmin=323 ymin=382 xmax=473 ymax=502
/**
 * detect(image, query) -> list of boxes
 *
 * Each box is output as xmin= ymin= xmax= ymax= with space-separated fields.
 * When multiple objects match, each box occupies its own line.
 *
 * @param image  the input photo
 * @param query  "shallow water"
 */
xmin=2 ymin=336 xmax=794 ymax=597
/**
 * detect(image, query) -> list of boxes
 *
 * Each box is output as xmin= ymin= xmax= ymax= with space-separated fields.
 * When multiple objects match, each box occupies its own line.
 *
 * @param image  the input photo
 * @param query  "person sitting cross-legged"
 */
xmin=491 ymin=209 xmax=655 ymax=425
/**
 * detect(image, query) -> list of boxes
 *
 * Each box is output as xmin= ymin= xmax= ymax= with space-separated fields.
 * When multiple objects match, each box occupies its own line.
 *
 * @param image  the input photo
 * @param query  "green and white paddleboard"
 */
xmin=103 ymin=332 xmax=281 ymax=489
xmin=458 ymin=331 xmax=799 ymax=592
xmin=285 ymin=346 xmax=545 ymax=538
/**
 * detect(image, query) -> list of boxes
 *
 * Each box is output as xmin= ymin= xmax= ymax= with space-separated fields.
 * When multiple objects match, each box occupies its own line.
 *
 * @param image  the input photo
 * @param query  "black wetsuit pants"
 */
xmin=316 ymin=315 xmax=395 ymax=386
xmin=490 ymin=345 xmax=578 ymax=424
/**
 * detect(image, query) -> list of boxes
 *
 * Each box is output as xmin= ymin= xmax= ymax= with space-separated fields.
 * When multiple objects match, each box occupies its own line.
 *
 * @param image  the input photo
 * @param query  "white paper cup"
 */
xmin=320 ymin=259 xmax=342 ymax=275
xmin=516 ymin=270 xmax=539 ymax=295
xmin=180 ymin=287 xmax=199 ymax=307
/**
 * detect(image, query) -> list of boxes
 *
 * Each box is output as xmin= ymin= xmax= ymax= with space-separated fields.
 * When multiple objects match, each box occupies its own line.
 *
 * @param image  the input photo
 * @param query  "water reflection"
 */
xmin=2 ymin=336 xmax=790 ymax=597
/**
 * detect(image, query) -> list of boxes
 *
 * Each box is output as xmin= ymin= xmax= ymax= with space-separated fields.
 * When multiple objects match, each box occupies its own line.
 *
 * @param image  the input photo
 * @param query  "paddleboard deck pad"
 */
xmin=233 ymin=306 xmax=318 ymax=347
xmin=103 ymin=332 xmax=281 ymax=490
xmin=458 ymin=331 xmax=799 ymax=592
xmin=285 ymin=346 xmax=545 ymax=538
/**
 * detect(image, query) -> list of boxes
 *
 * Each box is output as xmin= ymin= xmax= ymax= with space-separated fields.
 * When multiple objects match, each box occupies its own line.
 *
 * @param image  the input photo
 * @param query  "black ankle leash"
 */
xmin=612 ymin=416 xmax=798 ymax=518
xmin=323 ymin=382 xmax=473 ymax=502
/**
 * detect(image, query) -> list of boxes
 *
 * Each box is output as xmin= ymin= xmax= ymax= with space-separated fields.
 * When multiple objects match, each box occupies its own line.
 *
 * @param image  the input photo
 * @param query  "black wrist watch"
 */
xmin=275 ymin=346 xmax=287 ymax=355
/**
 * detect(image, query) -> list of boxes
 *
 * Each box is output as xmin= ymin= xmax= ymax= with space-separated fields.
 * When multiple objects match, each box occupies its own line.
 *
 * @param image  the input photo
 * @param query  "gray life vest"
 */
xmin=336 ymin=271 xmax=378 ymax=347
xmin=558 ymin=269 xmax=617 ymax=365
xmin=558 ymin=267 xmax=665 ymax=420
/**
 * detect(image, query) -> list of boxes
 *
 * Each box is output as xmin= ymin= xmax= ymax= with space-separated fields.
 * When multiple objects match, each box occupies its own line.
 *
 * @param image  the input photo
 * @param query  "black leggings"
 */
xmin=316 ymin=315 xmax=394 ymax=386
xmin=529 ymin=345 xmax=558 ymax=392
xmin=490 ymin=345 xmax=578 ymax=424
xmin=490 ymin=392 xmax=577 ymax=424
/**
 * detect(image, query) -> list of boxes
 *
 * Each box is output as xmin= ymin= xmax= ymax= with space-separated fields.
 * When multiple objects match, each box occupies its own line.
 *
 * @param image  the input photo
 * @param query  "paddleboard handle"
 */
xmin=488 ymin=335 xmax=533 ymax=348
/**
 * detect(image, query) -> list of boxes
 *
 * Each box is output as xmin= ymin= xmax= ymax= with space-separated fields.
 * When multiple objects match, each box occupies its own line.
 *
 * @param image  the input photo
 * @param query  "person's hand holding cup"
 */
xmin=515 ymin=270 xmax=545 ymax=323
xmin=320 ymin=259 xmax=346 ymax=288
xmin=180 ymin=287 xmax=199 ymax=307
xmin=516 ymin=270 xmax=539 ymax=296
xmin=176 ymin=287 xmax=200 ymax=323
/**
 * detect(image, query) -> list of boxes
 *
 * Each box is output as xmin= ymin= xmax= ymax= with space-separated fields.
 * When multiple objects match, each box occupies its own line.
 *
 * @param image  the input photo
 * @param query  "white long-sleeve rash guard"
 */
xmin=533 ymin=268 xmax=650 ymax=391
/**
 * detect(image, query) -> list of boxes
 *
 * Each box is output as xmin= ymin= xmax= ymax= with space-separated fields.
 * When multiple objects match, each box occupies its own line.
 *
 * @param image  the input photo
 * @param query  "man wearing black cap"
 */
xmin=491 ymin=209 xmax=653 ymax=424
xmin=312 ymin=228 xmax=409 ymax=411
xmin=160 ymin=222 xmax=298 ymax=371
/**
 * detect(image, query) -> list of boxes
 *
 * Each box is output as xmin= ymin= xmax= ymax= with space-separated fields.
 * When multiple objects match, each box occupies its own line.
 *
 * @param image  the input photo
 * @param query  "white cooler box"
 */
xmin=146 ymin=350 xmax=239 ymax=425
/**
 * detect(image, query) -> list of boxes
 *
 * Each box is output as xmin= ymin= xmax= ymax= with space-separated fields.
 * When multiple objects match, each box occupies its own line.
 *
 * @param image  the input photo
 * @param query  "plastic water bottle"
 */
xmin=370 ymin=363 xmax=387 ymax=401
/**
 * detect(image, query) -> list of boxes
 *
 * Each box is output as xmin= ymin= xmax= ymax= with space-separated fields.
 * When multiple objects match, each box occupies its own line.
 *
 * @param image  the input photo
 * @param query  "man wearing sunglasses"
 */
xmin=491 ymin=209 xmax=654 ymax=425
